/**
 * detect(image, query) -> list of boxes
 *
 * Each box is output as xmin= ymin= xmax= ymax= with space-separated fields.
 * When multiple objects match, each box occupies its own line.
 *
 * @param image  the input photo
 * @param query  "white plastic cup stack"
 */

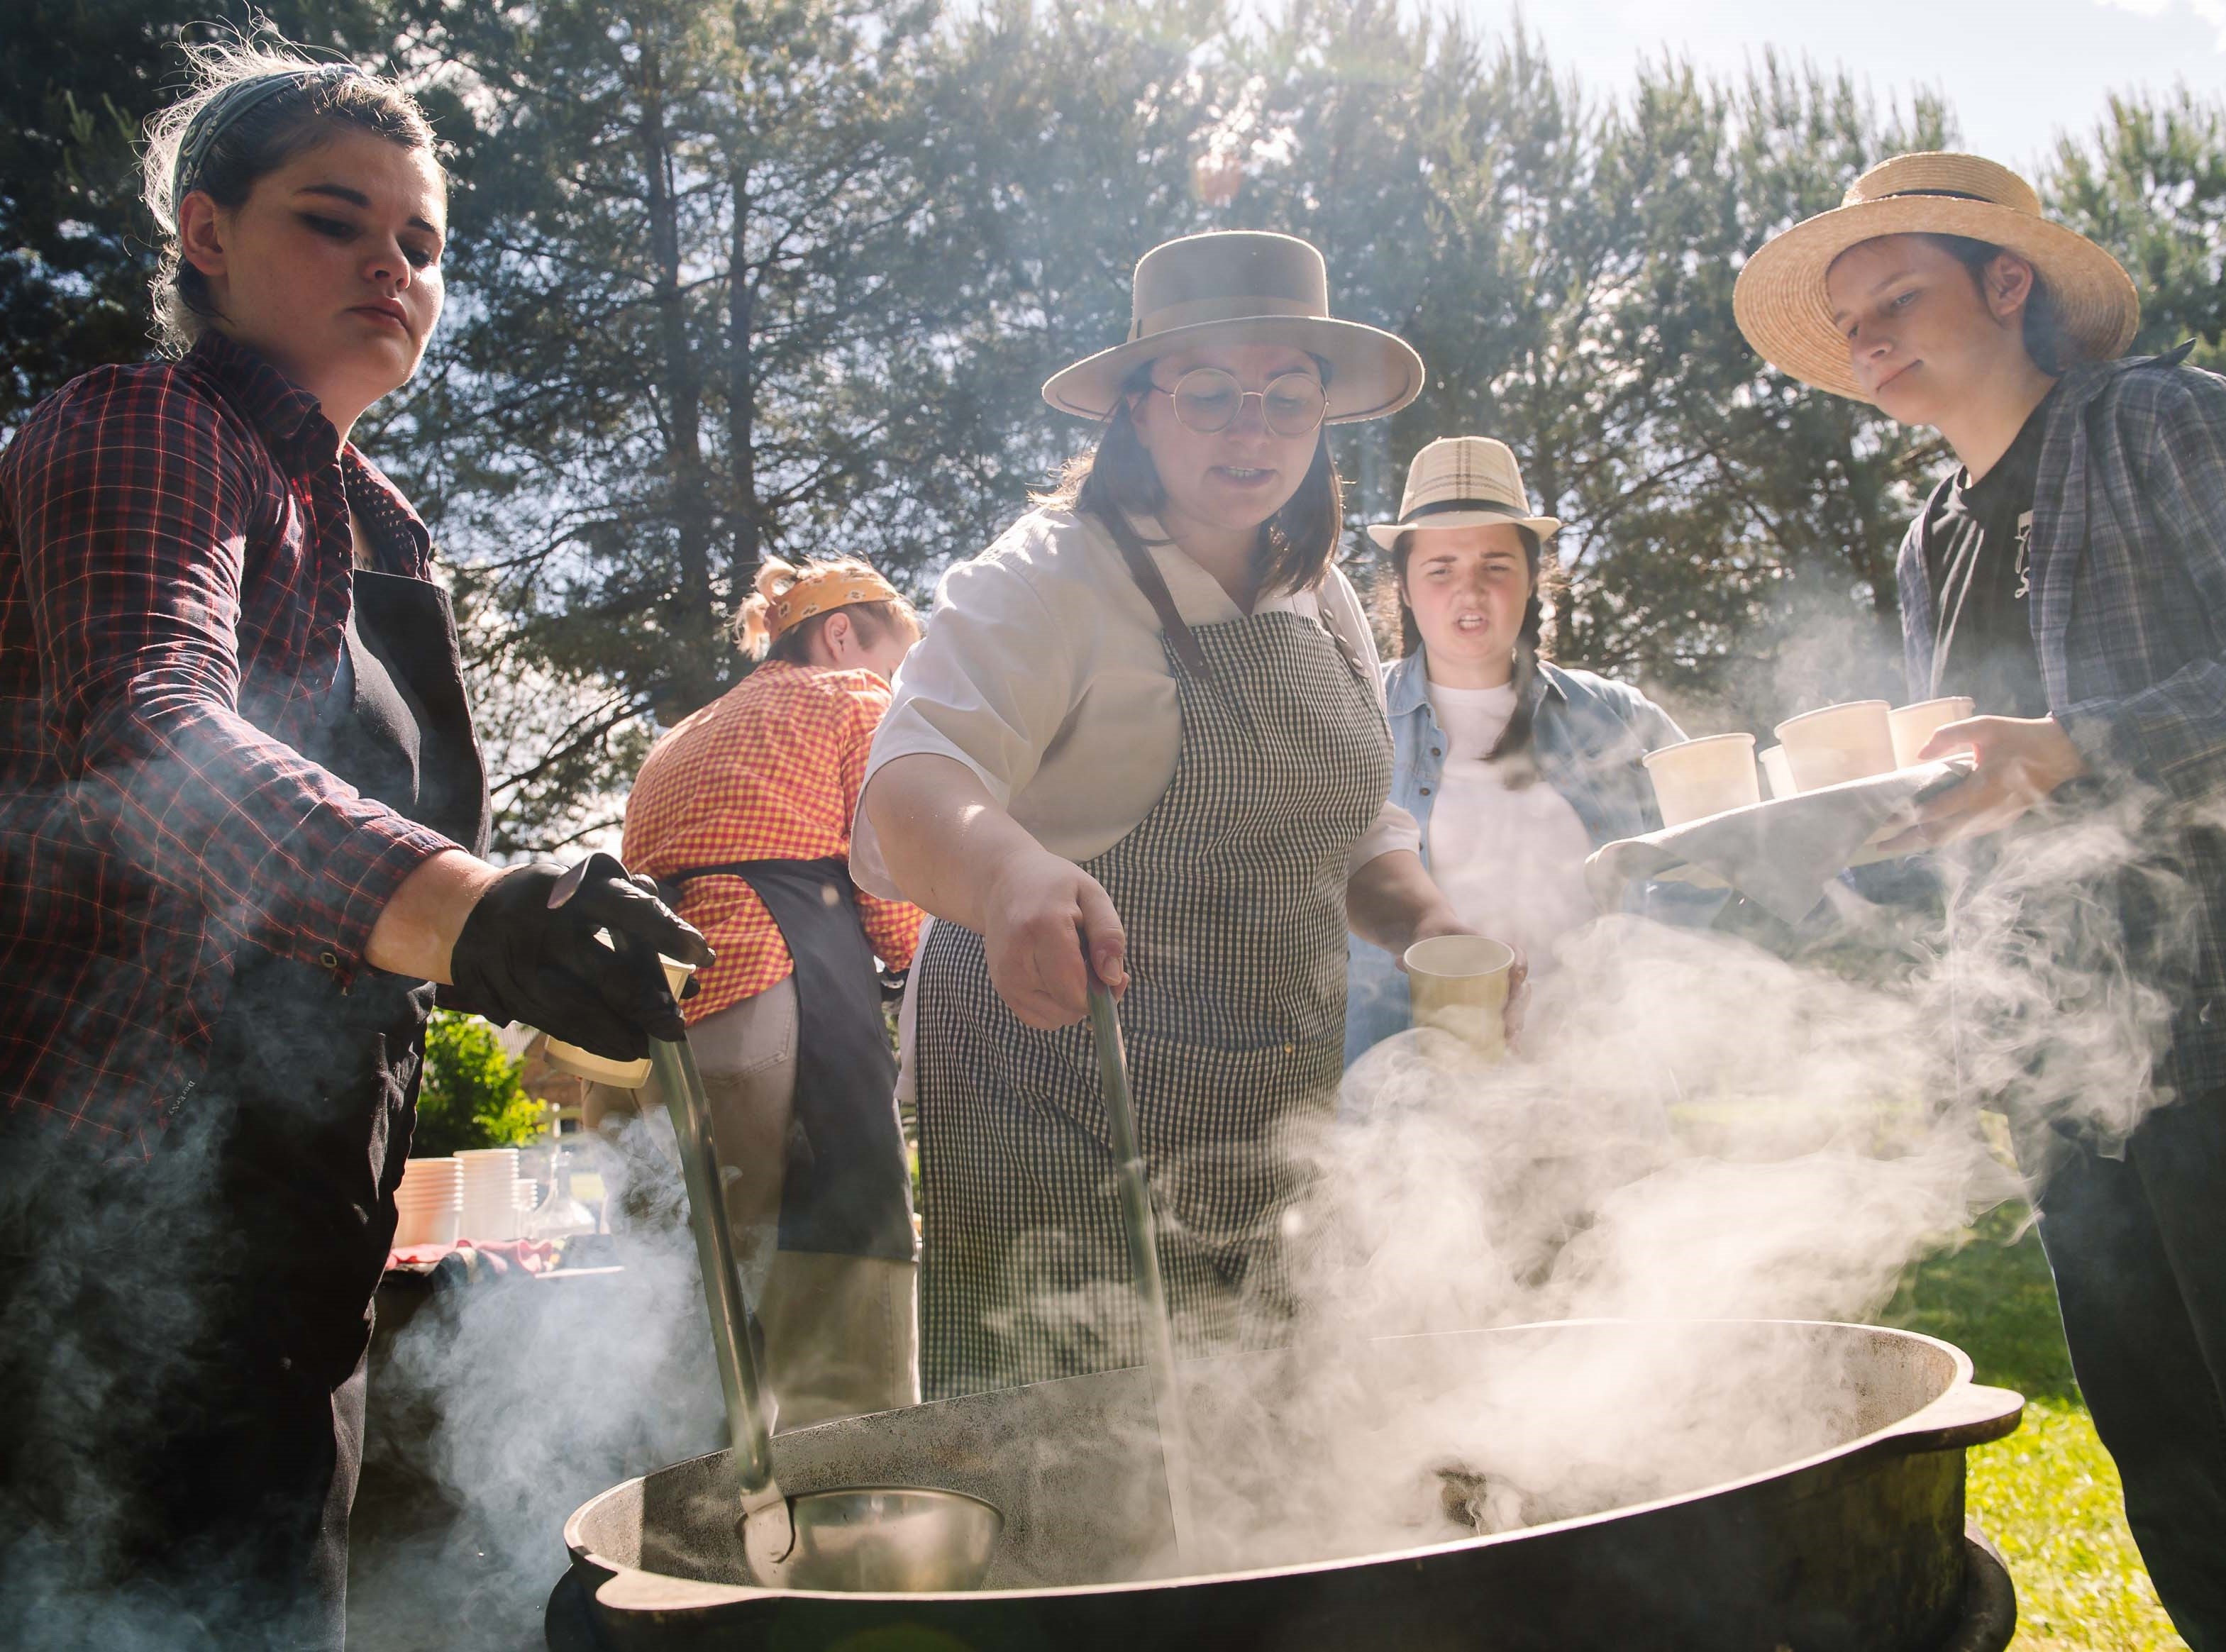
xmin=1759 ymin=745 xmax=1798 ymax=799
xmin=457 ymin=1148 xmax=521 ymax=1241
xmin=393 ymin=1155 xmax=463 ymax=1247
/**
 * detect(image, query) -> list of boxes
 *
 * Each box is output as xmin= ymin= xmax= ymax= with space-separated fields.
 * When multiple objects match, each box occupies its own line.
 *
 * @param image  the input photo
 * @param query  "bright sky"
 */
xmin=1456 ymin=0 xmax=2226 ymax=170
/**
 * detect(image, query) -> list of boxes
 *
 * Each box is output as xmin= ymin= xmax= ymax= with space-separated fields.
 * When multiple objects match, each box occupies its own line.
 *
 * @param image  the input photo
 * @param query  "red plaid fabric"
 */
xmin=0 ymin=331 xmax=456 ymax=1153
xmin=621 ymin=660 xmax=923 ymax=1021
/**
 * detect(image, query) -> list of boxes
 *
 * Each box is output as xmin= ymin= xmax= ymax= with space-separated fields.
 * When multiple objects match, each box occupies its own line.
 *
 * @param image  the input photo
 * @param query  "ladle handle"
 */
xmin=647 ymin=1029 xmax=781 ymax=1499
xmin=1084 ymin=950 xmax=1198 ymax=1565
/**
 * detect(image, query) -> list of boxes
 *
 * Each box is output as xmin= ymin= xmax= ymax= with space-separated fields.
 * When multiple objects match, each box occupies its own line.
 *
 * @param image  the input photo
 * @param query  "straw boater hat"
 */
xmin=1733 ymin=152 xmax=2139 ymax=401
xmin=1042 ymin=231 xmax=1425 ymax=423
xmin=1366 ymin=437 xmax=1559 ymax=550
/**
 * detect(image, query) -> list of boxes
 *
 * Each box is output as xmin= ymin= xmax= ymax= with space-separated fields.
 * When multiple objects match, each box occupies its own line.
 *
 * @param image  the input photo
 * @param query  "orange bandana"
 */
xmin=768 ymin=567 xmax=902 ymax=638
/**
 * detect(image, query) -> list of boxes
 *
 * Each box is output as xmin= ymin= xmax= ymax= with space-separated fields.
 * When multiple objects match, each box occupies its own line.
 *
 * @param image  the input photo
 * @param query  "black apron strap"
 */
xmin=721 ymin=858 xmax=914 ymax=1263
xmin=1109 ymin=527 xmax=1214 ymax=681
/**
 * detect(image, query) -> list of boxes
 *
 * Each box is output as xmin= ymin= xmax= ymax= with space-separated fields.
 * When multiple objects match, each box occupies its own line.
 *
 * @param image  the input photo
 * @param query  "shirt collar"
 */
xmin=1387 ymin=650 xmax=1568 ymax=716
xmin=2051 ymin=340 xmax=2198 ymax=419
xmin=185 ymin=329 xmax=341 ymax=472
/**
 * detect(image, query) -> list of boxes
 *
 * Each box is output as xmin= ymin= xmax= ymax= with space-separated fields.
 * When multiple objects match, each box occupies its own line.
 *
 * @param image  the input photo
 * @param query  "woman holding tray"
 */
xmin=855 ymin=231 xmax=1478 ymax=1397
xmin=1737 ymin=149 xmax=2226 ymax=1646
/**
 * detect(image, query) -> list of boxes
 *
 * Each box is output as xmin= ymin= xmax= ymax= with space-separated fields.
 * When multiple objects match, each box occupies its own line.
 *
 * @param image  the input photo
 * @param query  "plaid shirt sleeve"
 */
xmin=11 ymin=368 xmax=449 ymax=972
xmin=2056 ymin=367 xmax=2226 ymax=805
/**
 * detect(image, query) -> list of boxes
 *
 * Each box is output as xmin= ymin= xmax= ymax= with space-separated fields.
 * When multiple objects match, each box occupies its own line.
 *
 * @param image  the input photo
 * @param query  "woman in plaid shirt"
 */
xmin=594 ymin=554 xmax=925 ymax=1429
xmin=0 ymin=43 xmax=704 ymax=1650
xmin=1741 ymin=153 xmax=2226 ymax=1646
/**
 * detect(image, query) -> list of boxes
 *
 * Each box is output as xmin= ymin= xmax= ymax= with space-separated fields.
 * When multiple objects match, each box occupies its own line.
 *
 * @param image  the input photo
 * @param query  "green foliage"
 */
xmin=2047 ymin=88 xmax=2226 ymax=376
xmin=6 ymin=4 xmax=2225 ymax=848
xmin=412 ymin=1008 xmax=544 ymax=1157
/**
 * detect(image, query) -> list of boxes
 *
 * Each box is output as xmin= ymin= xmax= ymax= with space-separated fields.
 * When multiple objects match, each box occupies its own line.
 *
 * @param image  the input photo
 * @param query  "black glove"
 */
xmin=448 ymin=852 xmax=715 ymax=1060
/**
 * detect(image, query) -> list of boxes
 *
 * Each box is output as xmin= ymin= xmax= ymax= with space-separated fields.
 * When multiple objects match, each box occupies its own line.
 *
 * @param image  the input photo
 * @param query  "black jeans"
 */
xmin=2032 ymin=1083 xmax=2226 ymax=1651
xmin=0 ymin=960 xmax=423 ymax=1652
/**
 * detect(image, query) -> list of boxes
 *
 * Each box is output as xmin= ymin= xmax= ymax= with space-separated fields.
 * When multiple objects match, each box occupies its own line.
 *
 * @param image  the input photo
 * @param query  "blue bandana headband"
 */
xmin=170 ymin=63 xmax=363 ymax=208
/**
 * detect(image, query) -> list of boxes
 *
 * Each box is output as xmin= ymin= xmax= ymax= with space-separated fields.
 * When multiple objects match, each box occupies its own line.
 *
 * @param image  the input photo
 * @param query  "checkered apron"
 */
xmin=916 ymin=603 xmax=1393 ymax=1397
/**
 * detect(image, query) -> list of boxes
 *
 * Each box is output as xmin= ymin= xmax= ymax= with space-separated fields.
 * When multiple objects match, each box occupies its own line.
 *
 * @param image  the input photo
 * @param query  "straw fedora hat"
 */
xmin=1042 ymin=231 xmax=1425 ymax=424
xmin=1733 ymin=152 xmax=2139 ymax=401
xmin=1365 ymin=437 xmax=1559 ymax=550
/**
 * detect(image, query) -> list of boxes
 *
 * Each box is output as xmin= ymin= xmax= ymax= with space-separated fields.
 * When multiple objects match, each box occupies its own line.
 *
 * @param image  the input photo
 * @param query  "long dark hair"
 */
xmin=1032 ymin=359 xmax=1345 ymax=601
xmin=1379 ymin=524 xmax=1560 ymax=775
xmin=1919 ymin=233 xmax=2076 ymax=375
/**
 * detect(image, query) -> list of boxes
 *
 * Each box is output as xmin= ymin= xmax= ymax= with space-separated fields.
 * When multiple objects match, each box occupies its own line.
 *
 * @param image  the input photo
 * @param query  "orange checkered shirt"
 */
xmin=619 ymin=661 xmax=923 ymax=1022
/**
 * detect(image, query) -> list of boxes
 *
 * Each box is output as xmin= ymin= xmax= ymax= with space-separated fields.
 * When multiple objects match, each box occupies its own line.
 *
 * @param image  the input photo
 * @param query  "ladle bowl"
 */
xmin=758 ymin=1487 xmax=1002 ymax=1592
xmin=622 ymin=1016 xmax=1006 ymax=1596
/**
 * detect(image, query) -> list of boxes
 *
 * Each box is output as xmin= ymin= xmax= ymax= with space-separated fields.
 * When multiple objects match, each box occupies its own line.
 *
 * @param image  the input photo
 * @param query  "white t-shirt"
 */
xmin=853 ymin=507 xmax=1419 ymax=896
xmin=1424 ymin=678 xmax=1597 ymax=974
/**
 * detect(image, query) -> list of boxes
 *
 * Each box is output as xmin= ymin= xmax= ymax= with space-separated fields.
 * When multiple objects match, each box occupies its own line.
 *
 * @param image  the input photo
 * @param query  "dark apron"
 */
xmin=663 ymin=857 xmax=914 ymax=1263
xmin=0 ymin=569 xmax=487 ymax=1652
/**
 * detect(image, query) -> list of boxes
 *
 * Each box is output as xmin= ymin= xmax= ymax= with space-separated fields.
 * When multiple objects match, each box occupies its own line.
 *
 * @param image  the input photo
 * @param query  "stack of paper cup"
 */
xmin=393 ymin=1156 xmax=462 ymax=1247
xmin=458 ymin=1148 xmax=521 ymax=1241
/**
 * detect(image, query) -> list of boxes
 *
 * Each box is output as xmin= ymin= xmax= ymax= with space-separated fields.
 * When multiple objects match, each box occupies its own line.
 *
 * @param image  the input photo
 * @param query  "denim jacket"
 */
xmin=1345 ymin=653 xmax=1703 ymax=1063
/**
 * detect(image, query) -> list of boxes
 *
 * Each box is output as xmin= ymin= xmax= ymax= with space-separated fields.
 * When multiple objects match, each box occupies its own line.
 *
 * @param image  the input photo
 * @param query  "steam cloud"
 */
xmin=338 ymin=785 xmax=2203 ymax=1628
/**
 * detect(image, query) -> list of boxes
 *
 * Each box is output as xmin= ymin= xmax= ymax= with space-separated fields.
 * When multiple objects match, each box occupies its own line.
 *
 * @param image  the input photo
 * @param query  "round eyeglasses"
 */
xmin=1148 ymin=368 xmax=1328 ymax=438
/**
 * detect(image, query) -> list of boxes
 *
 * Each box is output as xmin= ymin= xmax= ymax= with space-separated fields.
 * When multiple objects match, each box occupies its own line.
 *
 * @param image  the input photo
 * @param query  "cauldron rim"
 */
xmin=563 ymin=1316 xmax=2023 ymax=1608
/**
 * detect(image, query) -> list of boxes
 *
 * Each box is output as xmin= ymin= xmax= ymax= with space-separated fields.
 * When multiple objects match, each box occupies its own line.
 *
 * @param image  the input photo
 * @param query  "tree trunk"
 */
xmin=637 ymin=26 xmax=721 ymax=716
xmin=727 ymin=162 xmax=761 ymax=613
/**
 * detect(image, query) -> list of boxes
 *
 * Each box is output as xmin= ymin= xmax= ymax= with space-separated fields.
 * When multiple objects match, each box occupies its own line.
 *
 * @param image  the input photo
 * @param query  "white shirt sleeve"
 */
xmin=1314 ymin=565 xmax=1423 ymax=874
xmin=852 ymin=544 xmax=1080 ymax=899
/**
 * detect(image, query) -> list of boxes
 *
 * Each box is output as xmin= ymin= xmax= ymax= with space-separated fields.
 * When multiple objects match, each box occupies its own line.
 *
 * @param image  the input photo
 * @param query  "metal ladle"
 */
xmin=1085 ymin=960 xmax=1199 ymax=1568
xmin=644 ymin=1030 xmax=1002 ymax=1591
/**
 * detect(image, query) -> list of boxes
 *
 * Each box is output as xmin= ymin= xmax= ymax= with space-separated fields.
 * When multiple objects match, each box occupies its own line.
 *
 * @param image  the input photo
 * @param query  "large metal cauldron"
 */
xmin=551 ymin=1319 xmax=2022 ymax=1652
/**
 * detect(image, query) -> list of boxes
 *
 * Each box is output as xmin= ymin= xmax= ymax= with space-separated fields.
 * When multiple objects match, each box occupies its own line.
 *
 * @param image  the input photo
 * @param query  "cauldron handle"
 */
xmin=1874 ymin=1382 xmax=2025 ymax=1456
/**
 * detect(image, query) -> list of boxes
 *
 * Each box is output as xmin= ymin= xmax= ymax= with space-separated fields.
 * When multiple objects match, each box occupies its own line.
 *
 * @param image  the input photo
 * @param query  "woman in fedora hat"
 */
xmin=1739 ymin=151 xmax=2226 ymax=1644
xmin=1344 ymin=437 xmax=1710 ymax=1066
xmin=856 ymin=230 xmax=1475 ymax=1395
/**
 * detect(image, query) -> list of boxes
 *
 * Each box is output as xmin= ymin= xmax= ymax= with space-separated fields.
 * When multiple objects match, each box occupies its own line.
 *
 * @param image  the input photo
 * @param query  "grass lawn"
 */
xmin=1881 ymin=1206 xmax=2186 ymax=1651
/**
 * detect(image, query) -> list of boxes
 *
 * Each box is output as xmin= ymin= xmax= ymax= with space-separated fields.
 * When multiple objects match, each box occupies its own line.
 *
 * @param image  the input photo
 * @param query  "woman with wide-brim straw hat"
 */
xmin=856 ymin=229 xmax=1478 ymax=1396
xmin=1739 ymin=151 xmax=2226 ymax=1649
xmin=1344 ymin=436 xmax=1717 ymax=1072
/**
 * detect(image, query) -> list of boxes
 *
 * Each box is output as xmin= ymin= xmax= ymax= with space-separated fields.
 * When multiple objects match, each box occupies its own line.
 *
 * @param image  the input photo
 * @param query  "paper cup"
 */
xmin=1759 ymin=744 xmax=1798 ymax=799
xmin=1773 ymin=700 xmax=1896 ymax=791
xmin=1404 ymin=935 xmax=1516 ymax=1062
xmin=458 ymin=1148 xmax=521 ymax=1241
xmin=1889 ymin=697 xmax=1977 ymax=769
xmin=541 ymin=957 xmax=699 ymax=1089
xmin=393 ymin=1198 xmax=461 ymax=1248
xmin=1641 ymin=733 xmax=1761 ymax=828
